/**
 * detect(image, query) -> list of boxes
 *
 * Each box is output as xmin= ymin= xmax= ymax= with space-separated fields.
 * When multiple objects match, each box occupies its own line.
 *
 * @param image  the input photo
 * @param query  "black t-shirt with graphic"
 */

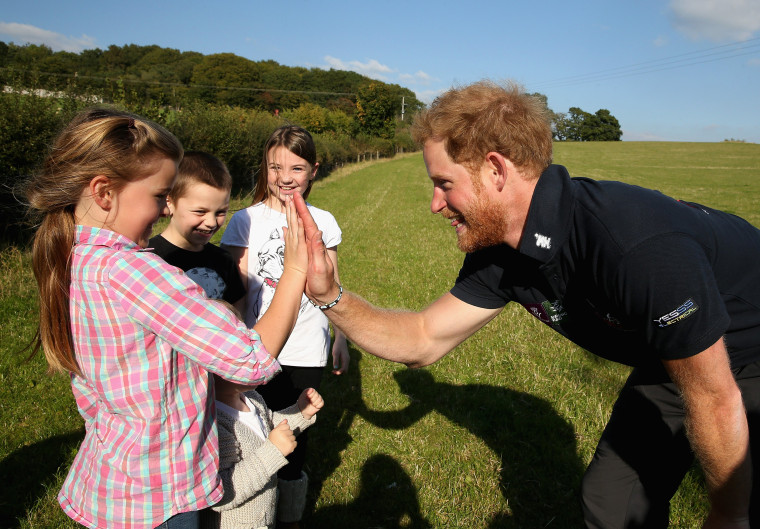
xmin=148 ymin=235 xmax=246 ymax=305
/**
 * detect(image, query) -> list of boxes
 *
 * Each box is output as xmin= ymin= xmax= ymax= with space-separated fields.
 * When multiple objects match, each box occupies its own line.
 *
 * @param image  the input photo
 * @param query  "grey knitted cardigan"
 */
xmin=200 ymin=390 xmax=316 ymax=529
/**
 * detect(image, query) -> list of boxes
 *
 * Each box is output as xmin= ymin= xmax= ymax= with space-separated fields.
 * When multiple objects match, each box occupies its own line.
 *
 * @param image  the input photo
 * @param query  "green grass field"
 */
xmin=1 ymin=141 xmax=758 ymax=528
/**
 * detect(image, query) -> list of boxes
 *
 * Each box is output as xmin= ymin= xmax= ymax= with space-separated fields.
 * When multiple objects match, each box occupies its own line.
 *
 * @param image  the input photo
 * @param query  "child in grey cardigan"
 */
xmin=201 ymin=375 xmax=324 ymax=529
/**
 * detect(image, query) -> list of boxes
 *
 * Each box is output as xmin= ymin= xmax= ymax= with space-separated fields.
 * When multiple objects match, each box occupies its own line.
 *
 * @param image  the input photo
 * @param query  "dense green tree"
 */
xmin=282 ymin=102 xmax=353 ymax=135
xmin=565 ymin=107 xmax=623 ymax=141
xmin=7 ymin=43 xmax=53 ymax=68
xmin=259 ymin=64 xmax=303 ymax=110
xmin=75 ymin=48 xmax=104 ymax=78
xmin=592 ymin=109 xmax=623 ymax=141
xmin=355 ymin=82 xmax=396 ymax=139
xmin=566 ymin=107 xmax=590 ymax=141
xmin=102 ymin=44 xmax=155 ymax=75
xmin=134 ymin=47 xmax=183 ymax=80
xmin=325 ymin=108 xmax=354 ymax=135
xmin=41 ymin=51 xmax=80 ymax=74
xmin=129 ymin=48 xmax=202 ymax=107
xmin=552 ymin=112 xmax=569 ymax=141
xmin=282 ymin=102 xmax=330 ymax=133
xmin=190 ymin=53 xmax=262 ymax=107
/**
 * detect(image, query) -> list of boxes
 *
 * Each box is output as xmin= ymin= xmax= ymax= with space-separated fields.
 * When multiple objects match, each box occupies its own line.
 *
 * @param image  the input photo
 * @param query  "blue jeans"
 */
xmin=153 ymin=510 xmax=199 ymax=529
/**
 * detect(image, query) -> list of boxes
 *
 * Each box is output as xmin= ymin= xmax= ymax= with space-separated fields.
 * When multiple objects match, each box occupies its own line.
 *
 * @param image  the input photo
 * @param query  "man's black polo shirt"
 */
xmin=451 ymin=164 xmax=760 ymax=369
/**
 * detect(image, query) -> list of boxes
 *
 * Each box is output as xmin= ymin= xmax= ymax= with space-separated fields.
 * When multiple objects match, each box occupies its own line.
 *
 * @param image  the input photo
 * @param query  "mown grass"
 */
xmin=1 ymin=141 xmax=758 ymax=528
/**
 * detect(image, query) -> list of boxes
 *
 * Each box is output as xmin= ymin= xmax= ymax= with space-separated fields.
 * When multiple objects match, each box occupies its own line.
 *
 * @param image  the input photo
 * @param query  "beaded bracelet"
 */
xmin=310 ymin=285 xmax=343 ymax=310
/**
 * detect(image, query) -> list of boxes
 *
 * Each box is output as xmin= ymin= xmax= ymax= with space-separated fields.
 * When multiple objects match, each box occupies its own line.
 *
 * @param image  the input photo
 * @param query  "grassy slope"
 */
xmin=0 ymin=141 xmax=757 ymax=528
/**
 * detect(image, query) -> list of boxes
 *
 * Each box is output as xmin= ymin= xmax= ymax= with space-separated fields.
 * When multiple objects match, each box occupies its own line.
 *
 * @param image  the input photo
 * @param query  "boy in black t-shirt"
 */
xmin=149 ymin=151 xmax=245 ymax=310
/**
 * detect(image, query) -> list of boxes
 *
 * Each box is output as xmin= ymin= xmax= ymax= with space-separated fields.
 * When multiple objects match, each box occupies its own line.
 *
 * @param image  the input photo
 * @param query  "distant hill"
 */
xmin=0 ymin=41 xmax=424 ymax=116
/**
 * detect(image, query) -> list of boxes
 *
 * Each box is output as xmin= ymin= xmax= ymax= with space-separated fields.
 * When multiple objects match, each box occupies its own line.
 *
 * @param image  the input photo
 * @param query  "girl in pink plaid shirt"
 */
xmin=25 ymin=108 xmax=313 ymax=529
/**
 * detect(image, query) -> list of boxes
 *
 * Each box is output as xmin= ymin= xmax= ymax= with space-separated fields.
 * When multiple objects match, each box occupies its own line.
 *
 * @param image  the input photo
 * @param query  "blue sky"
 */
xmin=2 ymin=0 xmax=759 ymax=142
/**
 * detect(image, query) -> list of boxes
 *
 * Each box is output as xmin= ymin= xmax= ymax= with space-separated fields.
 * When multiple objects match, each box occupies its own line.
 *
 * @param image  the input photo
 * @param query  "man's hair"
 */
xmin=170 ymin=151 xmax=232 ymax=201
xmin=411 ymin=80 xmax=553 ymax=178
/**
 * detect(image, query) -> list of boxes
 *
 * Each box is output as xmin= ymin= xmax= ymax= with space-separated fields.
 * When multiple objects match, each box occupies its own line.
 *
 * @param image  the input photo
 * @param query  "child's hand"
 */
xmin=282 ymin=195 xmax=307 ymax=277
xmin=269 ymin=419 xmax=296 ymax=456
xmin=298 ymin=388 xmax=324 ymax=420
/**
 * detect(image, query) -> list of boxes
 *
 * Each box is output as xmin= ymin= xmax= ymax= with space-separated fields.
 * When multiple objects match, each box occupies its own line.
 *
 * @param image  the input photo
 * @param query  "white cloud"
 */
xmin=670 ymin=0 xmax=760 ymax=41
xmin=0 ymin=22 xmax=96 ymax=52
xmin=399 ymin=70 xmax=438 ymax=86
xmin=414 ymin=88 xmax=445 ymax=105
xmin=324 ymin=55 xmax=395 ymax=81
xmin=322 ymin=56 xmax=440 ymax=92
xmin=653 ymin=36 xmax=669 ymax=47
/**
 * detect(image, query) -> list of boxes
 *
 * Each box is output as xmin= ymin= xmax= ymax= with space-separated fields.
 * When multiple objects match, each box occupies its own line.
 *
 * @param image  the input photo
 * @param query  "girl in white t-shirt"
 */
xmin=221 ymin=125 xmax=348 ymax=527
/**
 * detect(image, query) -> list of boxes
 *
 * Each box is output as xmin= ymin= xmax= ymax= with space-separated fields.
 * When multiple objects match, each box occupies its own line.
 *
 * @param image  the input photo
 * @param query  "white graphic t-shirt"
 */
xmin=221 ymin=202 xmax=342 ymax=367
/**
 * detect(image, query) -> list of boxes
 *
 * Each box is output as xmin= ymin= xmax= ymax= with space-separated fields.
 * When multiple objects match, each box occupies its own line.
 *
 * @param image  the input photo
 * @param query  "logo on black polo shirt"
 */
xmin=523 ymin=300 xmax=567 ymax=327
xmin=653 ymin=298 xmax=699 ymax=328
xmin=534 ymin=233 xmax=552 ymax=249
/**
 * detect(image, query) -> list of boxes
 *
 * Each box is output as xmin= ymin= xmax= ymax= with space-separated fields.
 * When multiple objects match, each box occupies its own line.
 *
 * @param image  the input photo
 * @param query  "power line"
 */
xmin=530 ymin=37 xmax=760 ymax=90
xmin=537 ymin=37 xmax=760 ymax=84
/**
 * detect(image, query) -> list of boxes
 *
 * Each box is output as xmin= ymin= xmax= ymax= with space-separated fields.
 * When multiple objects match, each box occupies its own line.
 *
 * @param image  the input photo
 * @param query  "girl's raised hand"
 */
xmin=282 ymin=195 xmax=307 ymax=277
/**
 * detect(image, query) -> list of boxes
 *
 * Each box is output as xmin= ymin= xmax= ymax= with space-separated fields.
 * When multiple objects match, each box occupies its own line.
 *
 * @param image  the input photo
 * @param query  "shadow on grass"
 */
xmin=0 ymin=429 xmax=84 ymax=528
xmin=306 ymin=348 xmax=585 ymax=528
xmin=304 ymin=347 xmax=366 ymax=514
xmin=308 ymin=453 xmax=432 ymax=529
xmin=304 ymin=346 xmax=433 ymax=528
xmin=385 ymin=369 xmax=584 ymax=528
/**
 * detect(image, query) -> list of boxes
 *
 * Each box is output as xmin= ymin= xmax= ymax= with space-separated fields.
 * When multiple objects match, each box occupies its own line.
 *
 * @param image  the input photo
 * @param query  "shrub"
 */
xmin=313 ymin=133 xmax=353 ymax=174
xmin=167 ymin=104 xmax=280 ymax=194
xmin=0 ymin=87 xmax=84 ymax=245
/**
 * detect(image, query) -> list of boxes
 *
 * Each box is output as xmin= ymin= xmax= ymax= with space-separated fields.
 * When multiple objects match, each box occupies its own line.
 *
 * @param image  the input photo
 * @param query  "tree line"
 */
xmin=0 ymin=41 xmax=424 ymax=121
xmin=530 ymin=93 xmax=623 ymax=142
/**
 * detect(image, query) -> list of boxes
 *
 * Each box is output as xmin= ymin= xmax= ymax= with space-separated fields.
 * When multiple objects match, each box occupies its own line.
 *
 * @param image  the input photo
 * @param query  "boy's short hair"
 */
xmin=170 ymin=151 xmax=232 ymax=200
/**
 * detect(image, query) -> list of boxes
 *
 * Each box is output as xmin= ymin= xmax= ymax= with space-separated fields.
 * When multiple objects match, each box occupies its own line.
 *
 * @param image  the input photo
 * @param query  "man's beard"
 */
xmin=443 ymin=190 xmax=508 ymax=253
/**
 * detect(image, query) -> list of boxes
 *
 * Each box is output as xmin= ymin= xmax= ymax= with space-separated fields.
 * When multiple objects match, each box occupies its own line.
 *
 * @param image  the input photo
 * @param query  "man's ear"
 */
xmin=484 ymin=152 xmax=510 ymax=192
xmin=89 ymin=175 xmax=113 ymax=210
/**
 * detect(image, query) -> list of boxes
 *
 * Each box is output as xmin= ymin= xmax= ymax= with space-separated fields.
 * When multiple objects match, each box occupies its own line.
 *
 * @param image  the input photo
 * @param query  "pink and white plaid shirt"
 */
xmin=58 ymin=226 xmax=281 ymax=529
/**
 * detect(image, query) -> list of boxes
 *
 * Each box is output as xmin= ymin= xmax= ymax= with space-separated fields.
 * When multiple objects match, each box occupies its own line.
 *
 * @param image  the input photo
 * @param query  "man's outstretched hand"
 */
xmin=292 ymin=192 xmax=340 ymax=305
